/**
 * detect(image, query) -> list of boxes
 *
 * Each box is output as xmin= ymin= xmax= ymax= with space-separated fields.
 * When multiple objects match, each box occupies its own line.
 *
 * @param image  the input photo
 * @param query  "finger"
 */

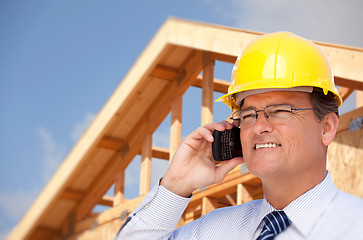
xmin=189 ymin=126 xmax=214 ymax=142
xmin=204 ymin=121 xmax=234 ymax=132
xmin=218 ymin=120 xmax=235 ymax=130
xmin=215 ymin=157 xmax=244 ymax=183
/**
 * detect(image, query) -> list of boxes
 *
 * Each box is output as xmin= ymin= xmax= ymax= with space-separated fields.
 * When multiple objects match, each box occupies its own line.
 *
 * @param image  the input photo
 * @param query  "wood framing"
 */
xmin=201 ymin=52 xmax=215 ymax=125
xmin=140 ymin=134 xmax=152 ymax=195
xmin=170 ymin=94 xmax=182 ymax=160
xmin=9 ymin=18 xmax=363 ymax=240
xmin=113 ymin=168 xmax=125 ymax=207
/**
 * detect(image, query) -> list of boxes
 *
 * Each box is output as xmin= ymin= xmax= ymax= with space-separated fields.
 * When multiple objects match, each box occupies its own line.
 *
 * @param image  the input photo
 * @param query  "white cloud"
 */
xmin=0 ymin=188 xmax=39 ymax=222
xmin=0 ymin=113 xmax=98 ymax=238
xmin=0 ymin=187 xmax=40 ymax=239
xmin=71 ymin=112 xmax=96 ymax=143
xmin=34 ymin=112 xmax=96 ymax=183
xmin=201 ymin=0 xmax=363 ymax=47
xmin=36 ymin=126 xmax=67 ymax=182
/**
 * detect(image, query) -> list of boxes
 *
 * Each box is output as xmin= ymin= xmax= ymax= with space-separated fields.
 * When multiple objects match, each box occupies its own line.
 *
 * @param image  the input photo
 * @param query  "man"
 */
xmin=116 ymin=32 xmax=363 ymax=239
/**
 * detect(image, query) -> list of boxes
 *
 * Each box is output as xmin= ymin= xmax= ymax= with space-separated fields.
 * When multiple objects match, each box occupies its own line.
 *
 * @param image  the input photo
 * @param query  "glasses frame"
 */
xmin=230 ymin=104 xmax=316 ymax=128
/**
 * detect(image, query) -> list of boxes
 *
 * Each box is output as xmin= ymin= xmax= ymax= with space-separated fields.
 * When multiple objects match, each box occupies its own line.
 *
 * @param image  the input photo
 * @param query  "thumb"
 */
xmin=215 ymin=157 xmax=244 ymax=183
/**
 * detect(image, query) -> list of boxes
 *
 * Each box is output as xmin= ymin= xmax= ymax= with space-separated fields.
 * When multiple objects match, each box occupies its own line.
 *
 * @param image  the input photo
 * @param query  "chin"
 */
xmin=245 ymin=157 xmax=281 ymax=178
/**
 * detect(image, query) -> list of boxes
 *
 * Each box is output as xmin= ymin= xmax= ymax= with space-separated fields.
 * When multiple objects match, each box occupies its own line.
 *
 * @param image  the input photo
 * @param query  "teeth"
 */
xmin=255 ymin=143 xmax=279 ymax=150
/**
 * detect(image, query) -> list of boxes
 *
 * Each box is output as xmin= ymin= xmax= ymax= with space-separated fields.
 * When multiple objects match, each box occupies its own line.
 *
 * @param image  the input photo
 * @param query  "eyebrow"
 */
xmin=240 ymin=106 xmax=256 ymax=111
xmin=241 ymin=102 xmax=296 ymax=110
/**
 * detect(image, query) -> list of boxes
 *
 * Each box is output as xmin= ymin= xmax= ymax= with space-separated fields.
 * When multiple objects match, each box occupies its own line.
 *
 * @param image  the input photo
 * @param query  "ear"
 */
xmin=321 ymin=113 xmax=339 ymax=146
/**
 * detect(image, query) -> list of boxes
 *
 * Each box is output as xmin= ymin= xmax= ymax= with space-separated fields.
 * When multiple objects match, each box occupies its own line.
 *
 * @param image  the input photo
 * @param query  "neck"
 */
xmin=262 ymin=169 xmax=327 ymax=210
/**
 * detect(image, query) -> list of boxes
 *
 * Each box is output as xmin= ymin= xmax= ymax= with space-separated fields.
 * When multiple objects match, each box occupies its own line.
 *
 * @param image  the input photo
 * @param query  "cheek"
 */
xmin=282 ymin=123 xmax=322 ymax=158
xmin=240 ymin=130 xmax=252 ymax=152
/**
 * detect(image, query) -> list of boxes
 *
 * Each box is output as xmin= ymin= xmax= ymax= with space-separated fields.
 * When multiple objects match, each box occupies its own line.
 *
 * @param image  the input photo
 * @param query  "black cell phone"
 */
xmin=212 ymin=126 xmax=242 ymax=161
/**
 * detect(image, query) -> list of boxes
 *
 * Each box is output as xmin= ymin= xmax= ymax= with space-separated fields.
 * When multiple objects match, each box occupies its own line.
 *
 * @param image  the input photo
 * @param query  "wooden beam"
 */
xmin=73 ymin=152 xmax=121 ymax=221
xmin=237 ymin=184 xmax=243 ymax=205
xmin=337 ymin=106 xmax=363 ymax=133
xmin=357 ymin=91 xmax=363 ymax=108
xmin=167 ymin=19 xmax=363 ymax=87
xmin=170 ymin=94 xmax=182 ymax=160
xmin=237 ymin=183 xmax=254 ymax=204
xmin=113 ymin=168 xmax=125 ymax=207
xmin=319 ymin=46 xmax=363 ymax=89
xmin=99 ymin=196 xmax=114 ymax=207
xmin=225 ymin=194 xmax=237 ymax=206
xmin=202 ymin=196 xmax=219 ymax=215
xmin=191 ymin=173 xmax=259 ymax=202
xmin=140 ymin=134 xmax=152 ymax=195
xmin=73 ymin=195 xmax=144 ymax=235
xmin=31 ymin=226 xmax=58 ymax=239
xmin=152 ymin=146 xmax=170 ymax=160
xmin=184 ymin=204 xmax=202 ymax=219
xmin=210 ymin=52 xmax=236 ymax=63
xmin=137 ymin=145 xmax=170 ymax=160
xmin=151 ymin=65 xmax=230 ymax=94
xmin=60 ymin=189 xmax=116 ymax=207
xmin=192 ymin=75 xmax=229 ymax=93
xmin=68 ymin=52 xmax=201 ymax=224
xmin=201 ymin=52 xmax=215 ymax=125
xmin=338 ymin=87 xmax=354 ymax=102
xmin=150 ymin=65 xmax=179 ymax=80
xmin=65 ymin=51 xmax=204 ymax=223
xmin=60 ymin=189 xmax=83 ymax=201
xmin=335 ymin=76 xmax=363 ymax=91
xmin=98 ymin=136 xmax=124 ymax=151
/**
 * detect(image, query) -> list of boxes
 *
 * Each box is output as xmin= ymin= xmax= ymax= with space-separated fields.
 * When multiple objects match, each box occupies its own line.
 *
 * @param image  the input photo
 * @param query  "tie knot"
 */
xmin=257 ymin=211 xmax=291 ymax=240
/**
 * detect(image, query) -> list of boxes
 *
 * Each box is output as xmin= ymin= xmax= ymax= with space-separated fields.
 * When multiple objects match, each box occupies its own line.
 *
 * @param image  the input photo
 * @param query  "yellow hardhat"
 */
xmin=216 ymin=32 xmax=342 ymax=111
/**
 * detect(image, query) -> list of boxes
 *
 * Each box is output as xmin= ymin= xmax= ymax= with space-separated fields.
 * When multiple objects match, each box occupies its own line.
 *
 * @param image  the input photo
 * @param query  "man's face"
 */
xmin=240 ymin=91 xmax=326 ymax=180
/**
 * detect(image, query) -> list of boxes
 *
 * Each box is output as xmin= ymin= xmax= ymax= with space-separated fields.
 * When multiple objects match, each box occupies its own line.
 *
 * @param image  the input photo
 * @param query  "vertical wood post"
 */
xmin=170 ymin=94 xmax=182 ymax=161
xmin=201 ymin=52 xmax=215 ymax=125
xmin=140 ymin=134 xmax=152 ymax=195
xmin=237 ymin=183 xmax=253 ymax=204
xmin=113 ymin=168 xmax=125 ymax=207
xmin=202 ymin=196 xmax=218 ymax=215
xmin=237 ymin=183 xmax=243 ymax=205
xmin=357 ymin=91 xmax=363 ymax=108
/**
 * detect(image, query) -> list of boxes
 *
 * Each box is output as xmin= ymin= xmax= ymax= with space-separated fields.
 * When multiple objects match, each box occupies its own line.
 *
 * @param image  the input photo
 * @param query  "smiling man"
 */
xmin=116 ymin=32 xmax=363 ymax=239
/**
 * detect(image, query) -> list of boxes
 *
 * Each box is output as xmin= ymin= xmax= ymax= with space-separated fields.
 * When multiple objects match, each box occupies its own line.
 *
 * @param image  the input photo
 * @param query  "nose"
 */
xmin=252 ymin=111 xmax=273 ymax=135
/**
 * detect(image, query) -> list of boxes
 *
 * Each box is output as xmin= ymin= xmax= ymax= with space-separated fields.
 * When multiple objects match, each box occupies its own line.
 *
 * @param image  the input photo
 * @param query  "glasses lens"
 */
xmin=265 ymin=105 xmax=292 ymax=123
xmin=240 ymin=109 xmax=257 ymax=128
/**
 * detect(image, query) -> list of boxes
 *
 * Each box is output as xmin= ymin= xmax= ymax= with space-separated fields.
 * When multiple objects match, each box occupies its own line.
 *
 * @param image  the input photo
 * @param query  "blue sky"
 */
xmin=1 ymin=0 xmax=362 ymax=238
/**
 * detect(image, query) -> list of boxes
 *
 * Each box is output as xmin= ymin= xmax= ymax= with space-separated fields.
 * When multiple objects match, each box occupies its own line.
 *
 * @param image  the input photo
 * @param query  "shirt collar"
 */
xmin=253 ymin=171 xmax=338 ymax=237
xmin=283 ymin=171 xmax=338 ymax=237
xmin=251 ymin=197 xmax=275 ymax=235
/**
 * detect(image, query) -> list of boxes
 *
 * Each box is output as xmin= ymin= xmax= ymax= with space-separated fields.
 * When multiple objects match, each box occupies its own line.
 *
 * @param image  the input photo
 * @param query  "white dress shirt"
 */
xmin=116 ymin=172 xmax=363 ymax=239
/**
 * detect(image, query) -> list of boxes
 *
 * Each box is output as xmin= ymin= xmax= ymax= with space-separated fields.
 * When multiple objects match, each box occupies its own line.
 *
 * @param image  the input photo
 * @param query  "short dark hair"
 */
xmin=310 ymin=87 xmax=339 ymax=121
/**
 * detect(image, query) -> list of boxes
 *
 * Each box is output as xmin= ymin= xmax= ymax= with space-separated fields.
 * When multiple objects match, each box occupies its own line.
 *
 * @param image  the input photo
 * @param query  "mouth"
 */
xmin=254 ymin=143 xmax=281 ymax=150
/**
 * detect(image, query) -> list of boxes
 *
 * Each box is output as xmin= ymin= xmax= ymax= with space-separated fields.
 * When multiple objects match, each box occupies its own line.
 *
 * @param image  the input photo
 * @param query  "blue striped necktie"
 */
xmin=256 ymin=211 xmax=291 ymax=240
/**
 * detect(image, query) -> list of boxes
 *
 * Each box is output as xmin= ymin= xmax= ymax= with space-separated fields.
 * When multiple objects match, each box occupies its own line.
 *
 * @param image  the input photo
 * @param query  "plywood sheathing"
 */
xmin=327 ymin=107 xmax=363 ymax=197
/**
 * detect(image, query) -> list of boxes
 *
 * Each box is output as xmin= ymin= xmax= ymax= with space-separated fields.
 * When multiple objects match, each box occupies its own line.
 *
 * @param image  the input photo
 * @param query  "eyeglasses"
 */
xmin=230 ymin=104 xmax=315 ymax=129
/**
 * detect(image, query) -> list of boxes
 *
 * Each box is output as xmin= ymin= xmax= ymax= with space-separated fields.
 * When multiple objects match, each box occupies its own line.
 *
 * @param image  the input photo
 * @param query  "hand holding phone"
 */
xmin=161 ymin=122 xmax=244 ymax=197
xmin=212 ymin=126 xmax=242 ymax=161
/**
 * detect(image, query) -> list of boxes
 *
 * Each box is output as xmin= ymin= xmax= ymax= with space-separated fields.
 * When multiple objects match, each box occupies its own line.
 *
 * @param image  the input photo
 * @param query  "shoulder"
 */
xmin=201 ymin=199 xmax=263 ymax=221
xmin=334 ymin=190 xmax=363 ymax=211
xmin=181 ymin=199 xmax=263 ymax=238
xmin=320 ymin=190 xmax=363 ymax=236
xmin=324 ymin=189 xmax=363 ymax=223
